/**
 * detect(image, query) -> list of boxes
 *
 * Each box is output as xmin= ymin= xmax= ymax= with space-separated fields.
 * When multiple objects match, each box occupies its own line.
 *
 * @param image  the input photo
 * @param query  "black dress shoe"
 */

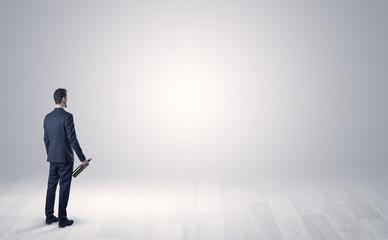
xmin=58 ymin=219 xmax=74 ymax=228
xmin=45 ymin=216 xmax=59 ymax=225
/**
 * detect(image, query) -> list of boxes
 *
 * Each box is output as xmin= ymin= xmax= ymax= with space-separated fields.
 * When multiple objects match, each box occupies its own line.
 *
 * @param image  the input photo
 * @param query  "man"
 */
xmin=43 ymin=88 xmax=89 ymax=228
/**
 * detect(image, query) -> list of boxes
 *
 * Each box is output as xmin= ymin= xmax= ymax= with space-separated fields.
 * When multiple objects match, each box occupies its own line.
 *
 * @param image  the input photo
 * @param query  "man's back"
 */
xmin=44 ymin=107 xmax=85 ymax=163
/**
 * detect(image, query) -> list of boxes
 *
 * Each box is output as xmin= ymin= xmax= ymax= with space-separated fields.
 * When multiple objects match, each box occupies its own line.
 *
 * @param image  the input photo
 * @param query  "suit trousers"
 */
xmin=45 ymin=161 xmax=73 ymax=221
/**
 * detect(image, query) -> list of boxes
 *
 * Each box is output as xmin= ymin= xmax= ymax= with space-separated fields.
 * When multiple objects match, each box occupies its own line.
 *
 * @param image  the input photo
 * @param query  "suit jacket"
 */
xmin=44 ymin=107 xmax=86 ymax=163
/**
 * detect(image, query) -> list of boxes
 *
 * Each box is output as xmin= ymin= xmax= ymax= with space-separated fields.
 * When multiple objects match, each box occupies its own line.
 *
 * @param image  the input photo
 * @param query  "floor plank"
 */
xmin=300 ymin=214 xmax=341 ymax=240
xmin=246 ymin=202 xmax=283 ymax=240
xmin=264 ymin=185 xmax=312 ymax=240
xmin=337 ymin=189 xmax=382 ymax=220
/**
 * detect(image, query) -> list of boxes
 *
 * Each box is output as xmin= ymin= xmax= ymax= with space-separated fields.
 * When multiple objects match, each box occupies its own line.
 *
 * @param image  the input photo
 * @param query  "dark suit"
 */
xmin=44 ymin=107 xmax=86 ymax=221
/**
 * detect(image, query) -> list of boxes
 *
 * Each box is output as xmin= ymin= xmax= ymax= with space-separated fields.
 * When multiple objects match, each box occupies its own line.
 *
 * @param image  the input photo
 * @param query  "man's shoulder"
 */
xmin=61 ymin=109 xmax=73 ymax=116
xmin=44 ymin=110 xmax=54 ymax=119
xmin=44 ymin=109 xmax=73 ymax=120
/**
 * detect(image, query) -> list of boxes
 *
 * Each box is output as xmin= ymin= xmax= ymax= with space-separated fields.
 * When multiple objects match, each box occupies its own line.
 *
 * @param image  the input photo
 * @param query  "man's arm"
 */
xmin=43 ymin=120 xmax=50 ymax=155
xmin=65 ymin=114 xmax=86 ymax=162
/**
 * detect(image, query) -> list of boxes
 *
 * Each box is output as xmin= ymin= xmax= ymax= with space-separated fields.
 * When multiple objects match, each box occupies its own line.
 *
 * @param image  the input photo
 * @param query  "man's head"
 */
xmin=53 ymin=88 xmax=67 ymax=108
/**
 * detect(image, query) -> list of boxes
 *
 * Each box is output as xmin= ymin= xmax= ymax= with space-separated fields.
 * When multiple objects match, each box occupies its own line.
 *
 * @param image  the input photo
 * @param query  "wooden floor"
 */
xmin=1 ymin=174 xmax=388 ymax=240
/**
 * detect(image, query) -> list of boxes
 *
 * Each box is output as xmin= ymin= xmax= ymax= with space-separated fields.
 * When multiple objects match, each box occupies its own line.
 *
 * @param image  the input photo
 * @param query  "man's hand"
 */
xmin=82 ymin=159 xmax=89 ymax=168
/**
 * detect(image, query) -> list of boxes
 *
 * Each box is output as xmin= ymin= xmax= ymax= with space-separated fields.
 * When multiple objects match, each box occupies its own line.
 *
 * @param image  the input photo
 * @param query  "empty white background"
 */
xmin=0 ymin=0 xmax=387 ymax=181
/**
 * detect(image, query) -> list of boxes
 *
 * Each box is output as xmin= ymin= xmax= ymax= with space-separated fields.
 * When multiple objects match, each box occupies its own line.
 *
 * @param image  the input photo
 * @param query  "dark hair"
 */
xmin=53 ymin=88 xmax=67 ymax=104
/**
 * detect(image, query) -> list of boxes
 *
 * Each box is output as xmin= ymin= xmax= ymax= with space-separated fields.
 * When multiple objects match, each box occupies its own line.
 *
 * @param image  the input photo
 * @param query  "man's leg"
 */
xmin=58 ymin=161 xmax=73 ymax=222
xmin=45 ymin=162 xmax=59 ymax=218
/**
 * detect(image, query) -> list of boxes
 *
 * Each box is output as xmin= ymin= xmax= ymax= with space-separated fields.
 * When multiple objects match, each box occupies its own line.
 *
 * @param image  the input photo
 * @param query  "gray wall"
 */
xmin=1 ymin=0 xmax=387 ymax=180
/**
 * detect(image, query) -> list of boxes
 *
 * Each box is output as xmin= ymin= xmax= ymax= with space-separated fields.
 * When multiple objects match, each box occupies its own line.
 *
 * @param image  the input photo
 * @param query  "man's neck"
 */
xmin=55 ymin=104 xmax=65 ymax=108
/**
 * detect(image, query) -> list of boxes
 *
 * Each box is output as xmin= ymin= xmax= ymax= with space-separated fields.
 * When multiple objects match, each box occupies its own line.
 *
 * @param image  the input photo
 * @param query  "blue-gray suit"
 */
xmin=44 ymin=107 xmax=86 ymax=163
xmin=43 ymin=107 xmax=86 ymax=221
